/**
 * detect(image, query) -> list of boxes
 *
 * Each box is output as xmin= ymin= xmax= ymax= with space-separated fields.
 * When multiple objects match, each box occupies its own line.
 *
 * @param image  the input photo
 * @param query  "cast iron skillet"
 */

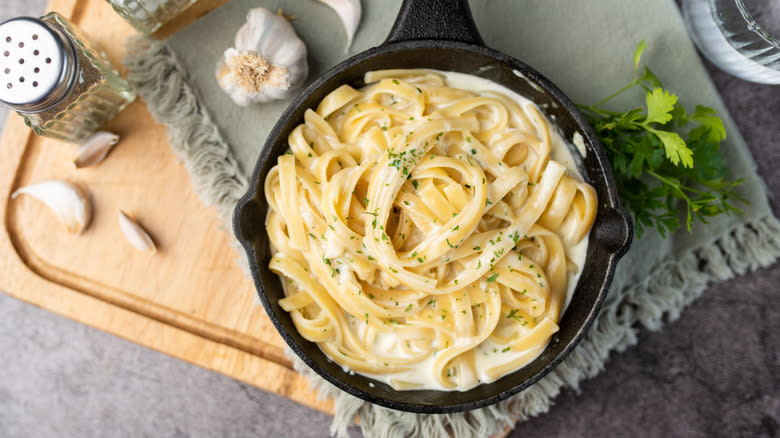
xmin=234 ymin=0 xmax=633 ymax=413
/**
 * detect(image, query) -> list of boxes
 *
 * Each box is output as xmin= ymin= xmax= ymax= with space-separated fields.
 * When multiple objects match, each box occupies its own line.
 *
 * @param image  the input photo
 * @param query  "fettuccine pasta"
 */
xmin=264 ymin=69 xmax=597 ymax=391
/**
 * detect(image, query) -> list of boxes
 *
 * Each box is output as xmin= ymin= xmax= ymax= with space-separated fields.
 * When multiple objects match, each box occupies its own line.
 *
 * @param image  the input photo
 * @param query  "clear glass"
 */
xmin=21 ymin=12 xmax=136 ymax=143
xmin=105 ymin=0 xmax=198 ymax=34
xmin=682 ymin=0 xmax=780 ymax=84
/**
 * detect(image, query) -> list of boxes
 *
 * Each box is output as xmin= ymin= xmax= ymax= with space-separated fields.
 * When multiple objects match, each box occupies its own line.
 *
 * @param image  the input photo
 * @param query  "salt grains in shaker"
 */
xmin=0 ymin=13 xmax=135 ymax=143
xmin=105 ymin=0 xmax=198 ymax=34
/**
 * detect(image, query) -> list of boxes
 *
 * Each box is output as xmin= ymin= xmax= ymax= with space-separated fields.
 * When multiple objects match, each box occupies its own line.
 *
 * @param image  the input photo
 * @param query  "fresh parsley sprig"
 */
xmin=578 ymin=41 xmax=745 ymax=238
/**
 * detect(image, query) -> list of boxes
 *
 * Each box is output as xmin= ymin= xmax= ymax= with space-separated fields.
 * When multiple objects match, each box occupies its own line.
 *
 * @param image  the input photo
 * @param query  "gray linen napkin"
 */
xmin=124 ymin=0 xmax=780 ymax=437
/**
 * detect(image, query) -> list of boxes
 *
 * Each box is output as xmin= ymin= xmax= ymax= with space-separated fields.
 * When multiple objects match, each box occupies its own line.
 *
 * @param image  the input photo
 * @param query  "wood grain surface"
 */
xmin=0 ymin=0 xmax=333 ymax=415
xmin=0 ymin=1 xmax=522 ymax=433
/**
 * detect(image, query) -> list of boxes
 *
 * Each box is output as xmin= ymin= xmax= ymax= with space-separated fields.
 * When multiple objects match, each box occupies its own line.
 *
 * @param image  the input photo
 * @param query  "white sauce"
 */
xmin=511 ymin=69 xmax=544 ymax=93
xmin=572 ymin=131 xmax=587 ymax=157
xmin=437 ymin=71 xmax=589 ymax=316
xmin=324 ymin=71 xmax=591 ymax=391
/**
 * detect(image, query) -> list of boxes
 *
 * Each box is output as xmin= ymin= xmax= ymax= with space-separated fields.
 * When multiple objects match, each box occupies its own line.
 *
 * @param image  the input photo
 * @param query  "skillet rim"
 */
xmin=233 ymin=39 xmax=632 ymax=413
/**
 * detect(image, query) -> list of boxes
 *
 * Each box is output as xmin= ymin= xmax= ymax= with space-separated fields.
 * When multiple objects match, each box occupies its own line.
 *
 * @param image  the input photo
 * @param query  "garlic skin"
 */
xmin=319 ymin=0 xmax=362 ymax=49
xmin=217 ymin=8 xmax=308 ymax=105
xmin=12 ymin=181 xmax=92 ymax=234
xmin=73 ymin=131 xmax=120 ymax=168
xmin=118 ymin=211 xmax=156 ymax=254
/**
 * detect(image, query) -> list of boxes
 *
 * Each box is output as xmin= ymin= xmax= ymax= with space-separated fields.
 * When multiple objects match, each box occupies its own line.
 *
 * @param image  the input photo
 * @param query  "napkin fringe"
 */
xmin=627 ymin=216 xmax=780 ymax=331
xmin=288 ymin=215 xmax=780 ymax=438
xmin=124 ymin=35 xmax=780 ymax=438
xmin=123 ymin=36 xmax=248 ymax=223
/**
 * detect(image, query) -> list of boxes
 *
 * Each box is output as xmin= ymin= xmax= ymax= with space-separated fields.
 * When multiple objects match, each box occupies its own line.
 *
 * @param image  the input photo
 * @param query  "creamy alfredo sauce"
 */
xmin=309 ymin=71 xmax=590 ymax=391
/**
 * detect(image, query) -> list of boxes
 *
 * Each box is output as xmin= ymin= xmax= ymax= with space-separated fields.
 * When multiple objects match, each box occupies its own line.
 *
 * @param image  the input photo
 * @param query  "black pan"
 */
xmin=234 ymin=0 xmax=633 ymax=413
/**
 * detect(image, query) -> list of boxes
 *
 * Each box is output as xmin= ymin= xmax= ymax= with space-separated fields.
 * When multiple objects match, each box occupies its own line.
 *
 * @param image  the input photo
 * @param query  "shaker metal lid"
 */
xmin=0 ymin=17 xmax=73 ymax=110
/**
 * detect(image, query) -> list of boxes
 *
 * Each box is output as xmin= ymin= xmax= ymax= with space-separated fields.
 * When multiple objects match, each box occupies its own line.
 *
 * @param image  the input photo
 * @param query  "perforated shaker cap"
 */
xmin=0 ymin=17 xmax=77 ymax=113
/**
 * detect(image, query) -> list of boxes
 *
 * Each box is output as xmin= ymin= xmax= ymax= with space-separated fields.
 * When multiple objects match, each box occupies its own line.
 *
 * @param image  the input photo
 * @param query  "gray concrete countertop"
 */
xmin=1 ymin=1 xmax=777 ymax=437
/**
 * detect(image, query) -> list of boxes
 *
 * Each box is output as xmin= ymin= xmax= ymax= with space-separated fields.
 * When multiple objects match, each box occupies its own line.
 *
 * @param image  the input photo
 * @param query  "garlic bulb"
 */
xmin=12 ymin=180 xmax=92 ymax=234
xmin=319 ymin=0 xmax=362 ymax=49
xmin=217 ymin=8 xmax=309 ymax=105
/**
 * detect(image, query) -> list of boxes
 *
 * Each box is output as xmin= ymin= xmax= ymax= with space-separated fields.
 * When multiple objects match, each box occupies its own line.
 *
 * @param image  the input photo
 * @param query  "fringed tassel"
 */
xmin=628 ymin=216 xmax=780 ymax=330
xmin=123 ymin=36 xmax=248 ymax=223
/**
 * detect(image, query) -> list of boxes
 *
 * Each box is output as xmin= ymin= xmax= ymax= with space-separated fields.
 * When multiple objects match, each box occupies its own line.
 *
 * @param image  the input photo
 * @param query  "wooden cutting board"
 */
xmin=0 ymin=0 xmax=517 ymax=433
xmin=0 ymin=0 xmax=333 ymax=415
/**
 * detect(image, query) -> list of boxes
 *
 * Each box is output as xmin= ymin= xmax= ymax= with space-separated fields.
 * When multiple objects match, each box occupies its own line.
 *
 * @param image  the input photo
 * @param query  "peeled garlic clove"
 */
xmin=216 ymin=8 xmax=309 ymax=105
xmin=12 ymin=180 xmax=92 ymax=234
xmin=119 ymin=210 xmax=156 ymax=254
xmin=319 ymin=0 xmax=362 ymax=49
xmin=73 ymin=131 xmax=119 ymax=168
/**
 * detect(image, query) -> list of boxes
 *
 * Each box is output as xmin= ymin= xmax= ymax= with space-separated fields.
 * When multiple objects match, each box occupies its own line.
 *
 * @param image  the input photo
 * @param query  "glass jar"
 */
xmin=0 ymin=13 xmax=136 ymax=143
xmin=105 ymin=0 xmax=198 ymax=34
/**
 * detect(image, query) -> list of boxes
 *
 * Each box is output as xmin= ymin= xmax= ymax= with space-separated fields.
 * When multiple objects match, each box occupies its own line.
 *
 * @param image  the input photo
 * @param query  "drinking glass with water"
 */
xmin=683 ymin=0 xmax=780 ymax=84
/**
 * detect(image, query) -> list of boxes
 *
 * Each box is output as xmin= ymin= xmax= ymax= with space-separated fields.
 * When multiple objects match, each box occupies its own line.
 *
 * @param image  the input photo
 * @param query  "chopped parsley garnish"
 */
xmin=507 ymin=309 xmax=524 ymax=321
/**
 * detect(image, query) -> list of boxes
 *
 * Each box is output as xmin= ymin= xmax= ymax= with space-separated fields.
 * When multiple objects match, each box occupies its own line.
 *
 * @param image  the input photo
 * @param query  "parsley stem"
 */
xmin=590 ymin=78 xmax=641 ymax=109
xmin=577 ymin=104 xmax=625 ymax=117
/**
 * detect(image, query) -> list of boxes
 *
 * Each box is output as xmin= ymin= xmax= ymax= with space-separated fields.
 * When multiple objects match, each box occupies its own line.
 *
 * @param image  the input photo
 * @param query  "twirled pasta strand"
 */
xmin=266 ymin=69 xmax=596 ymax=390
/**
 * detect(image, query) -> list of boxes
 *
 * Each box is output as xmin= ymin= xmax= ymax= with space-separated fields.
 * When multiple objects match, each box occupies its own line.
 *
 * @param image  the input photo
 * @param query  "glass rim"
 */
xmin=733 ymin=0 xmax=780 ymax=49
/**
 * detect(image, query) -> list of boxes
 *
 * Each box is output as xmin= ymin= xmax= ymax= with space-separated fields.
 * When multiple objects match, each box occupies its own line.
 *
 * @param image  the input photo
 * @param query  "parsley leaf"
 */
xmin=690 ymin=105 xmax=726 ymax=143
xmin=644 ymin=88 xmax=677 ymax=125
xmin=648 ymin=128 xmax=692 ymax=167
xmin=578 ymin=40 xmax=745 ymax=238
xmin=633 ymin=40 xmax=648 ymax=70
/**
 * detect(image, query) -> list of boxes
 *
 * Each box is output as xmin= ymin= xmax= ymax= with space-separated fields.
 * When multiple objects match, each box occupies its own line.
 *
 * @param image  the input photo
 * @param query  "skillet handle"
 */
xmin=384 ymin=0 xmax=485 ymax=46
xmin=594 ymin=204 xmax=634 ymax=259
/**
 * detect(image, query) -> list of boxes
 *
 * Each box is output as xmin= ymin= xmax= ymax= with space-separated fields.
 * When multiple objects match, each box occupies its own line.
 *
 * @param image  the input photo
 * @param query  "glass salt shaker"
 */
xmin=0 ymin=13 xmax=136 ymax=144
xmin=105 ymin=0 xmax=198 ymax=34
